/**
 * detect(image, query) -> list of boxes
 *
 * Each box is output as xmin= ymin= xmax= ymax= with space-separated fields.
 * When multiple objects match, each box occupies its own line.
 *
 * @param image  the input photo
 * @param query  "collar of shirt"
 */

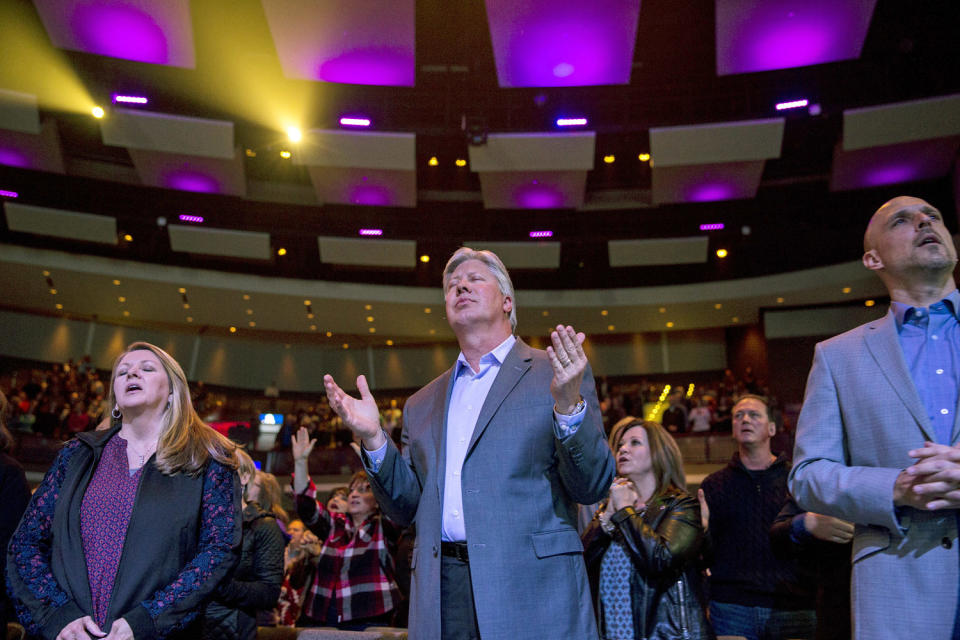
xmin=454 ymin=334 xmax=517 ymax=378
xmin=891 ymin=289 xmax=960 ymax=332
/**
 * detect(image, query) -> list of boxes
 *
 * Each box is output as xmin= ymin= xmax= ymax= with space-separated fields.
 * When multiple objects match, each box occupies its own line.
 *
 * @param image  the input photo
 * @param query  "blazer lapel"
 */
xmin=434 ymin=367 xmax=456 ymax=494
xmin=466 ymin=339 xmax=533 ymax=456
xmin=863 ymin=311 xmax=935 ymax=441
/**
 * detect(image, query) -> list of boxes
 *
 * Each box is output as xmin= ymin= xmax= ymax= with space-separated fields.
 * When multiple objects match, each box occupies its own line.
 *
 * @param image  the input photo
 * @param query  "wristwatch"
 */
xmin=556 ymin=397 xmax=586 ymax=416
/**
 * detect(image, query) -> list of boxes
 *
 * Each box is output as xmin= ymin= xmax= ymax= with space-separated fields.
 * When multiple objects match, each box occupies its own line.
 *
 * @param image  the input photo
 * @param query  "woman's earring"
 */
xmin=111 ymin=406 xmax=122 ymax=419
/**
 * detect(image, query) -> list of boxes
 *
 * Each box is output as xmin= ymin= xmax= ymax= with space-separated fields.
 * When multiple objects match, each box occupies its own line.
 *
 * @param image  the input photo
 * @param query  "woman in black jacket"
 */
xmin=204 ymin=453 xmax=286 ymax=640
xmin=6 ymin=342 xmax=241 ymax=640
xmin=582 ymin=418 xmax=714 ymax=640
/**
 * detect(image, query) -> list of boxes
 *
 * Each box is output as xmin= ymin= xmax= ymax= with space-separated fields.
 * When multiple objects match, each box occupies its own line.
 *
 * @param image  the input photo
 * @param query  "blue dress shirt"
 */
xmin=891 ymin=289 xmax=960 ymax=445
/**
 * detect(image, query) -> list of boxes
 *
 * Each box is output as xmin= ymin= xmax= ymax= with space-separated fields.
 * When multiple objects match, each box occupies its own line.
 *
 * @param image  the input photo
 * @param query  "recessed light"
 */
xmin=424 ymin=308 xmax=432 ymax=314
xmin=342 ymin=343 xmax=349 ymax=349
xmin=249 ymin=321 xmax=256 ymax=327
xmin=365 ymin=304 xmax=373 ymax=310
xmin=186 ymin=316 xmax=193 ymax=322
xmin=600 ymin=310 xmax=608 ymax=316
xmin=842 ymin=287 xmax=851 ymax=294
xmin=659 ymin=307 xmax=666 ymax=313
xmin=243 ymin=294 xmax=250 ymax=300
xmin=420 ymin=255 xmax=430 ymax=263
xmin=865 ymin=299 xmax=876 ymax=307
xmin=714 ymin=303 xmax=722 ymax=310
xmin=112 ymin=279 xmax=121 ymax=286
xmin=49 ymin=288 xmax=57 ymax=295
xmin=666 ymin=321 xmax=674 ymax=328
xmin=386 ymin=339 xmax=394 ymax=346
xmin=55 ymin=303 xmax=63 ymax=310
xmin=118 ymin=296 xmax=126 ymax=303
xmin=366 ymin=316 xmax=374 ymax=322
xmin=325 ymin=331 xmax=332 ymax=337
xmin=229 ymin=326 xmax=237 ymax=333
xmin=179 ymin=287 xmax=187 ymax=294
xmin=42 ymin=270 xmax=50 ymax=277
xmin=607 ymin=325 xmax=615 ymax=331
xmin=716 ymin=249 xmax=728 ymax=258
xmin=307 ymin=313 xmax=314 ymax=319
xmin=369 ymin=327 xmax=376 ymax=333
xmin=246 ymin=309 xmax=253 ymax=315
xmin=304 ymin=300 xmax=311 ymax=306
xmin=123 ymin=311 xmax=130 ymax=317
xmin=776 ymin=297 xmax=784 ymax=303
xmin=183 ymin=303 xmax=190 ymax=309
xmin=542 ymin=311 xmax=549 ymax=317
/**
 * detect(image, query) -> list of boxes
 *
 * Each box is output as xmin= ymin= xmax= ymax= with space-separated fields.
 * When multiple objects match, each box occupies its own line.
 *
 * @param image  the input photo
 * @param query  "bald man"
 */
xmin=790 ymin=196 xmax=960 ymax=639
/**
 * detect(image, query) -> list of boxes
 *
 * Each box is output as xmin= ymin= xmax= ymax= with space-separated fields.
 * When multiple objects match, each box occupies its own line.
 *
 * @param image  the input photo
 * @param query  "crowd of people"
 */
xmin=1 ymin=195 xmax=958 ymax=640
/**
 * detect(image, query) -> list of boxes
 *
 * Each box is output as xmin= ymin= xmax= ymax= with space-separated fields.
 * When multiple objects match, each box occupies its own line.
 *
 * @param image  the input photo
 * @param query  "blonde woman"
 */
xmin=7 ymin=342 xmax=241 ymax=640
xmin=581 ymin=418 xmax=713 ymax=640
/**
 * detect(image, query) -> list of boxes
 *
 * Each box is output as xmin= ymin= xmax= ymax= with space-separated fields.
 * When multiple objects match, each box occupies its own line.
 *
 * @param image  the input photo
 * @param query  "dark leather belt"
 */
xmin=441 ymin=541 xmax=469 ymax=562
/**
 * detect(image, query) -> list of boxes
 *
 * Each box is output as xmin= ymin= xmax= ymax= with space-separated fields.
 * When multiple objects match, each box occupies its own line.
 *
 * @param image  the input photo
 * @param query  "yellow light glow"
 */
xmin=342 ymin=343 xmax=349 ymax=349
xmin=178 ymin=287 xmax=186 ymax=294
xmin=369 ymin=327 xmax=376 ymax=333
xmin=55 ymin=303 xmax=63 ymax=310
xmin=666 ymin=321 xmax=674 ymax=328
xmin=186 ymin=316 xmax=193 ymax=323
xmin=420 ymin=255 xmax=430 ymax=263
xmin=287 ymin=126 xmax=302 ymax=143
xmin=424 ymin=307 xmax=431 ymax=314
xmin=386 ymin=339 xmax=394 ymax=346
xmin=455 ymin=158 xmax=467 ymax=167
xmin=112 ymin=279 xmax=121 ymax=286
xmin=716 ymin=248 xmax=728 ymax=258
xmin=123 ymin=310 xmax=130 ymax=317
xmin=429 ymin=329 xmax=436 ymax=335
xmin=249 ymin=321 xmax=256 ymax=327
xmin=366 ymin=316 xmax=374 ymax=322
xmin=865 ymin=299 xmax=876 ymax=307
xmin=229 ymin=326 xmax=237 ymax=333
xmin=365 ymin=304 xmax=372 ymax=310
xmin=603 ymin=155 xmax=615 ymax=164
xmin=732 ymin=316 xmax=740 ymax=323
xmin=277 ymin=247 xmax=287 ymax=256
xmin=279 ymin=150 xmax=291 ymax=159
xmin=183 ymin=303 xmax=190 ymax=309
xmin=246 ymin=309 xmax=253 ymax=315
xmin=638 ymin=153 xmax=651 ymax=162
xmin=42 ymin=270 xmax=50 ymax=277
xmin=607 ymin=324 xmax=615 ymax=331
xmin=842 ymin=287 xmax=851 ymax=294
xmin=600 ymin=310 xmax=608 ymax=316
xmin=49 ymin=288 xmax=56 ymax=295
xmin=714 ymin=303 xmax=722 ymax=309
xmin=245 ymin=149 xmax=257 ymax=157
xmin=310 ymin=325 xmax=317 ymax=331
xmin=428 ymin=156 xmax=439 ymax=166
xmin=123 ymin=234 xmax=133 ymax=242
xmin=659 ymin=307 xmax=666 ymax=313
xmin=91 ymin=106 xmax=105 ymax=119
xmin=304 ymin=300 xmax=311 ymax=306
xmin=776 ymin=297 xmax=784 ymax=303
xmin=326 ymin=331 xmax=332 ymax=337
xmin=307 ymin=313 xmax=314 ymax=319
xmin=542 ymin=310 xmax=549 ymax=317
xmin=243 ymin=294 xmax=250 ymax=300
xmin=118 ymin=296 xmax=126 ymax=303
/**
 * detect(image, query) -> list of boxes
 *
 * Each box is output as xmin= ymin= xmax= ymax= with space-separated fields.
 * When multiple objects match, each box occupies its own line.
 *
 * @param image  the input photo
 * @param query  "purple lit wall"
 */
xmin=715 ymin=0 xmax=876 ymax=75
xmin=307 ymin=167 xmax=416 ymax=207
xmin=830 ymin=138 xmax=960 ymax=191
xmin=0 ymin=124 xmax=66 ymax=173
xmin=652 ymin=161 xmax=765 ymax=205
xmin=261 ymin=0 xmax=415 ymax=86
xmin=127 ymin=148 xmax=247 ymax=196
xmin=485 ymin=0 xmax=640 ymax=87
xmin=32 ymin=0 xmax=196 ymax=67
xmin=476 ymin=171 xmax=588 ymax=210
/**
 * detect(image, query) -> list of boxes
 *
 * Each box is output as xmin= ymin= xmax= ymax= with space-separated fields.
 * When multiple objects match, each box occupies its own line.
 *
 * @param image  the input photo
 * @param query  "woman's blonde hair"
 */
xmin=609 ymin=416 xmax=687 ymax=495
xmin=108 ymin=342 xmax=237 ymax=476
xmin=255 ymin=471 xmax=289 ymax=524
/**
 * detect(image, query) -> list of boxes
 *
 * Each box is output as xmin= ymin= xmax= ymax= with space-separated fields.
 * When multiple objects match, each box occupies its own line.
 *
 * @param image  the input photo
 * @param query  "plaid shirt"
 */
xmin=296 ymin=478 xmax=400 ymax=623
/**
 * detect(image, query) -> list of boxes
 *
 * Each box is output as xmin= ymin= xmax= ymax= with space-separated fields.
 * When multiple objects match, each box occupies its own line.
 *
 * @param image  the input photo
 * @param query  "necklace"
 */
xmin=124 ymin=437 xmax=158 ymax=467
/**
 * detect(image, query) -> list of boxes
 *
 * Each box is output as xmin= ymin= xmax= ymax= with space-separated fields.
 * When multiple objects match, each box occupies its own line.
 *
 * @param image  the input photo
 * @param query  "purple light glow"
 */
xmin=860 ymin=164 xmax=920 ymax=187
xmin=261 ymin=0 xmax=415 ymax=86
xmin=359 ymin=228 xmax=384 ymax=236
xmin=339 ymin=117 xmax=372 ymax=128
xmin=529 ymin=230 xmax=554 ymax=238
xmin=0 ymin=189 xmax=19 ymax=198
xmin=113 ymin=95 xmax=149 ymax=105
xmin=349 ymin=184 xmax=393 ymax=206
xmin=699 ymin=223 xmax=725 ymax=231
xmin=317 ymin=47 xmax=414 ymax=86
xmin=486 ymin=0 xmax=641 ymax=87
xmin=687 ymin=183 xmax=737 ymax=202
xmin=71 ymin=4 xmax=171 ymax=65
xmin=178 ymin=214 xmax=204 ymax=223
xmin=0 ymin=148 xmax=32 ymax=169
xmin=775 ymin=99 xmax=809 ymax=111
xmin=513 ymin=182 xmax=566 ymax=209
xmin=716 ymin=1 xmax=877 ymax=75
xmin=164 ymin=171 xmax=220 ymax=194
xmin=556 ymin=118 xmax=588 ymax=127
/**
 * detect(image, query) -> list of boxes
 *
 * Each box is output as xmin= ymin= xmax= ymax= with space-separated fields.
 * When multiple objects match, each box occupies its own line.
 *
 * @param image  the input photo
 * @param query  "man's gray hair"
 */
xmin=443 ymin=247 xmax=517 ymax=332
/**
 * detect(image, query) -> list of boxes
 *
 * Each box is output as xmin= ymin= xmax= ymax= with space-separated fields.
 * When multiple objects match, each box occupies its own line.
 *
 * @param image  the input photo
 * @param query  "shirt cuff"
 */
xmin=789 ymin=514 xmax=813 ymax=544
xmin=553 ymin=403 xmax=586 ymax=440
xmin=363 ymin=439 xmax=389 ymax=473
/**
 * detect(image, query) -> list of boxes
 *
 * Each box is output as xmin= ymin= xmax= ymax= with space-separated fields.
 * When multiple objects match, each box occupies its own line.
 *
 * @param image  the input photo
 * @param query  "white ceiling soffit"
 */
xmin=608 ymin=236 xmax=709 ymax=267
xmin=842 ymin=93 xmax=960 ymax=151
xmin=100 ymin=108 xmax=235 ymax=159
xmin=468 ymin=132 xmax=596 ymax=171
xmin=4 ymin=202 xmax=117 ymax=244
xmin=318 ymin=236 xmax=417 ymax=268
xmin=0 ymin=88 xmax=41 ymax=134
xmin=462 ymin=240 xmax=561 ymax=269
xmin=127 ymin=146 xmax=247 ymax=197
xmin=168 ymin=225 xmax=271 ymax=260
xmin=0 ymin=118 xmax=66 ymax=174
xmin=294 ymin=130 xmax=416 ymax=170
xmin=649 ymin=118 xmax=785 ymax=167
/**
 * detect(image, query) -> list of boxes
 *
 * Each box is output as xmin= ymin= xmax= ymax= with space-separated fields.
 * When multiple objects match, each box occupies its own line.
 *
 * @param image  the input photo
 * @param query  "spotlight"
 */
xmin=455 ymin=158 xmax=467 ymax=167
xmin=287 ymin=126 xmax=302 ymax=143
xmin=279 ymin=150 xmax=291 ymax=159
xmin=603 ymin=155 xmax=615 ymax=164
xmin=91 ymin=106 xmax=105 ymax=119
xmin=716 ymin=249 xmax=728 ymax=258
xmin=428 ymin=156 xmax=439 ymax=166
xmin=638 ymin=153 xmax=651 ymax=162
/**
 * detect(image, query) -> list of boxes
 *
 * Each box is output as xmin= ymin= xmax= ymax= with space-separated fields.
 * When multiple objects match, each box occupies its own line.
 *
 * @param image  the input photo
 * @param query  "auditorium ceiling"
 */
xmin=0 ymin=0 xmax=958 ymax=345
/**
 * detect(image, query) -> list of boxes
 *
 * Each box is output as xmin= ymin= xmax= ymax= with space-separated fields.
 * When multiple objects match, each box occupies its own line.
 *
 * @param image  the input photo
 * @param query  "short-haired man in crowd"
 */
xmin=790 ymin=196 xmax=960 ymax=639
xmin=323 ymin=247 xmax=615 ymax=639
xmin=699 ymin=394 xmax=825 ymax=640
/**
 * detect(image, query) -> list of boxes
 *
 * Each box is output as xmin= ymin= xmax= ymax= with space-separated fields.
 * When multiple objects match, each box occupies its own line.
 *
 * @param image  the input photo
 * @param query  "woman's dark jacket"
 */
xmin=5 ymin=425 xmax=242 ymax=640
xmin=203 ymin=503 xmax=285 ymax=640
xmin=582 ymin=487 xmax=715 ymax=640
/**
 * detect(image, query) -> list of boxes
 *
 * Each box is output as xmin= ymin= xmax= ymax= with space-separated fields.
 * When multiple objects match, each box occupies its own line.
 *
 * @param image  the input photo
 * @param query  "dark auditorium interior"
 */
xmin=1 ymin=0 xmax=959 ymax=638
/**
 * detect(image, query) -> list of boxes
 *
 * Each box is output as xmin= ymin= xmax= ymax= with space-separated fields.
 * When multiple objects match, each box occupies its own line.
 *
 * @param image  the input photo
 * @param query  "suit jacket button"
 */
xmin=942 ymin=537 xmax=953 ymax=549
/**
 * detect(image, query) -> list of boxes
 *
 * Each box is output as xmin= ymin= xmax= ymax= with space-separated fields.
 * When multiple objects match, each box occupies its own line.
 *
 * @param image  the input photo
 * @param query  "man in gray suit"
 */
xmin=790 ymin=195 xmax=960 ymax=639
xmin=324 ymin=247 xmax=615 ymax=639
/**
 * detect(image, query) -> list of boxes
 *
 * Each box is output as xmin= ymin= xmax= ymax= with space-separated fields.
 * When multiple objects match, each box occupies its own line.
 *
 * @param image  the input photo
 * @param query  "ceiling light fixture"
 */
xmin=359 ymin=228 xmax=383 ymax=236
xmin=340 ymin=117 xmax=371 ymax=127
xmin=699 ymin=223 xmax=724 ymax=231
xmin=178 ymin=214 xmax=204 ymax=223
xmin=287 ymin=126 xmax=302 ymax=143
xmin=428 ymin=156 xmax=439 ymax=166
xmin=775 ymin=99 xmax=809 ymax=111
xmin=91 ymin=106 xmax=105 ymax=119
xmin=0 ymin=189 xmax=18 ymax=198
xmin=529 ymin=230 xmax=553 ymax=239
xmin=556 ymin=117 xmax=588 ymax=127
xmin=112 ymin=94 xmax=148 ymax=105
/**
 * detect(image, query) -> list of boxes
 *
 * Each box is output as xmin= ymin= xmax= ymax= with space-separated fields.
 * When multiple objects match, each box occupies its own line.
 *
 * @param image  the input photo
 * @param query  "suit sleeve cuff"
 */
xmin=553 ymin=404 xmax=586 ymax=440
